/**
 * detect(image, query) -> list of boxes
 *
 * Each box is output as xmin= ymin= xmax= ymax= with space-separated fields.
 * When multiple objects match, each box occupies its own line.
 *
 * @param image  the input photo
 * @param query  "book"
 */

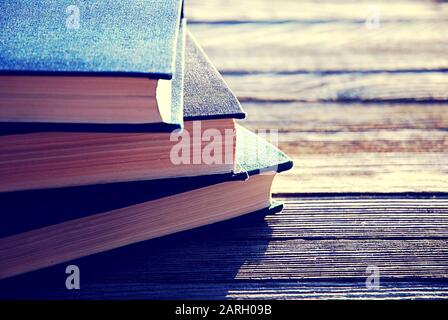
xmin=0 ymin=125 xmax=293 ymax=279
xmin=0 ymin=32 xmax=245 ymax=193
xmin=0 ymin=0 xmax=185 ymax=129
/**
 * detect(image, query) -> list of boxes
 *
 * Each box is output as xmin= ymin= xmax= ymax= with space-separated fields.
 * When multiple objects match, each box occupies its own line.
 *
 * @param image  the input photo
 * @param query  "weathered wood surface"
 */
xmin=187 ymin=0 xmax=447 ymax=299
xmin=224 ymin=73 xmax=448 ymax=103
xmin=188 ymin=22 xmax=448 ymax=73
xmin=242 ymin=102 xmax=448 ymax=193
xmin=1 ymin=196 xmax=447 ymax=299
xmin=187 ymin=0 xmax=448 ymax=23
xmin=231 ymin=196 xmax=448 ymax=239
xmin=187 ymin=0 xmax=448 ymax=194
xmin=187 ymin=0 xmax=448 ymax=73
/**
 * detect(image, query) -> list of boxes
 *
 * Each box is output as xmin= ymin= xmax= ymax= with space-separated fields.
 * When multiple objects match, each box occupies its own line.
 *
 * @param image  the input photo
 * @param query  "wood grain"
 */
xmin=240 ymin=102 xmax=448 ymax=193
xmin=227 ymin=197 xmax=448 ymax=239
xmin=78 ymin=238 xmax=447 ymax=281
xmin=10 ymin=281 xmax=447 ymax=300
xmin=1 ymin=195 xmax=447 ymax=299
xmin=186 ymin=0 xmax=448 ymax=194
xmin=190 ymin=22 xmax=448 ymax=75
xmin=3 ymin=280 xmax=448 ymax=300
xmin=241 ymin=103 xmax=448 ymax=132
xmin=272 ymin=155 xmax=448 ymax=193
xmin=224 ymin=73 xmax=448 ymax=103
xmin=188 ymin=21 xmax=448 ymax=73
xmin=187 ymin=0 xmax=448 ymax=72
xmin=187 ymin=0 xmax=448 ymax=22
xmin=224 ymin=281 xmax=448 ymax=300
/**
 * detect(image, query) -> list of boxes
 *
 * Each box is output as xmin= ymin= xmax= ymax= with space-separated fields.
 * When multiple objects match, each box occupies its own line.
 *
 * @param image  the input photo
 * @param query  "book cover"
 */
xmin=183 ymin=32 xmax=246 ymax=121
xmin=0 ymin=0 xmax=184 ymax=79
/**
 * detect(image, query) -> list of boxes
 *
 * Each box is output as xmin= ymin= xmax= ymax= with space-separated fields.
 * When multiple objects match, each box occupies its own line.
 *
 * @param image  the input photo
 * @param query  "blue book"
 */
xmin=0 ymin=0 xmax=186 ymax=130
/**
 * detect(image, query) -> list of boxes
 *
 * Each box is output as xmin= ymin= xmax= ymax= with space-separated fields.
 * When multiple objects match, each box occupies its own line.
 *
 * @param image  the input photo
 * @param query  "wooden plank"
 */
xmin=241 ymin=103 xmax=448 ymax=132
xmin=225 ymin=197 xmax=448 ymax=239
xmin=186 ymin=0 xmax=448 ymax=22
xmin=5 ymin=281 xmax=448 ymax=300
xmin=187 ymin=0 xmax=448 ymax=72
xmin=232 ymin=239 xmax=448 ymax=280
xmin=187 ymin=0 xmax=448 ymax=73
xmin=222 ymin=72 xmax=448 ymax=103
xmin=273 ymin=155 xmax=448 ymax=193
xmin=238 ymin=102 xmax=448 ymax=193
xmin=188 ymin=22 xmax=448 ymax=72
xmin=224 ymin=281 xmax=448 ymax=300
xmin=85 ymin=238 xmax=446 ymax=281
xmin=2 ymin=236 xmax=447 ymax=294
xmin=186 ymin=1 xmax=448 ymax=194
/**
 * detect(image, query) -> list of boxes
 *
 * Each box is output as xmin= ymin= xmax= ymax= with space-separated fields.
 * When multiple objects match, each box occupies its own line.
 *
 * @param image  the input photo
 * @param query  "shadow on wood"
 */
xmin=0 ymin=209 xmax=273 ymax=299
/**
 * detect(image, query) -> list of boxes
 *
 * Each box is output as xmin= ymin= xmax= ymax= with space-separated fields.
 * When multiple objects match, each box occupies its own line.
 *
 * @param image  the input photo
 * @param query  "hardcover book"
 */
xmin=0 ymin=0 xmax=185 ymax=129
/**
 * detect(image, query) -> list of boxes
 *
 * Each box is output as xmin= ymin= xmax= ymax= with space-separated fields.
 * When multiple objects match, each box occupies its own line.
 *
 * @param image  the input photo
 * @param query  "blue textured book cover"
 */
xmin=0 ymin=28 xmax=247 ymax=134
xmin=0 ymin=0 xmax=183 ymax=79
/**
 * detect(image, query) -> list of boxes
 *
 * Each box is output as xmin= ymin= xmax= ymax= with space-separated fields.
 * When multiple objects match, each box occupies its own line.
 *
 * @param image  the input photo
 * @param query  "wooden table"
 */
xmin=1 ymin=0 xmax=447 ymax=299
xmin=186 ymin=0 xmax=448 ymax=299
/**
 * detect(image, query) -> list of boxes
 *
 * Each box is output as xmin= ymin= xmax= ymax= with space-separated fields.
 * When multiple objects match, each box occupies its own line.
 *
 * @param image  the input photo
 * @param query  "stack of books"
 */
xmin=0 ymin=0 xmax=292 ymax=280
